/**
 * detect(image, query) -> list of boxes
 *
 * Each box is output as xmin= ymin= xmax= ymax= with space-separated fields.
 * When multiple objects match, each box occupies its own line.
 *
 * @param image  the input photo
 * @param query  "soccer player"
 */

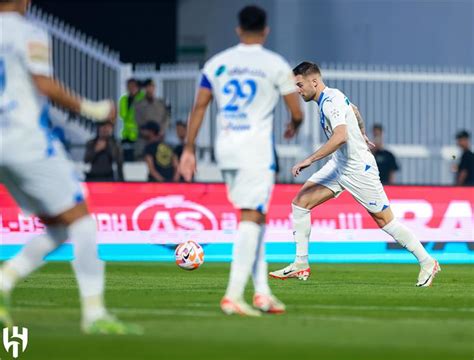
xmin=179 ymin=6 xmax=303 ymax=315
xmin=269 ymin=62 xmax=440 ymax=287
xmin=0 ymin=0 xmax=140 ymax=334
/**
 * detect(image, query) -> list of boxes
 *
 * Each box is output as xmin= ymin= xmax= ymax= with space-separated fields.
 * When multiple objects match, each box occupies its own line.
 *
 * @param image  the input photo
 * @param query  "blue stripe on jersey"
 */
xmin=200 ymin=74 xmax=212 ymax=90
xmin=316 ymin=92 xmax=325 ymax=105
xmin=319 ymin=94 xmax=329 ymax=129
xmin=269 ymin=134 xmax=277 ymax=171
xmin=38 ymin=105 xmax=56 ymax=157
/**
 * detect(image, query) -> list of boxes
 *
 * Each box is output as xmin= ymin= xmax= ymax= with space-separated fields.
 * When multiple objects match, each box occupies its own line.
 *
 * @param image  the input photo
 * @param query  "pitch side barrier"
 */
xmin=1 ymin=183 xmax=472 ymax=263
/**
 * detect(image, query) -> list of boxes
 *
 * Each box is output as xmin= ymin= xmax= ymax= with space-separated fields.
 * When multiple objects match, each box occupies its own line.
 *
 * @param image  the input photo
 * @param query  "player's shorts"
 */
xmin=0 ymin=147 xmax=85 ymax=217
xmin=307 ymin=159 xmax=389 ymax=213
xmin=221 ymin=168 xmax=275 ymax=214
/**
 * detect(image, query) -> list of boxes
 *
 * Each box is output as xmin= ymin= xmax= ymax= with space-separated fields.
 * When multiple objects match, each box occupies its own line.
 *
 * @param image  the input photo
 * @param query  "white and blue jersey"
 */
xmin=0 ymin=12 xmax=63 ymax=164
xmin=316 ymin=87 xmax=374 ymax=173
xmin=201 ymin=43 xmax=296 ymax=170
xmin=308 ymin=86 xmax=390 ymax=213
xmin=0 ymin=12 xmax=84 ymax=216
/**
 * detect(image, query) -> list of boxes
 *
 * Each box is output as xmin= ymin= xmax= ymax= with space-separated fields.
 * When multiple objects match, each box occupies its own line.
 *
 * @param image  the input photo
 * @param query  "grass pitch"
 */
xmin=3 ymin=262 xmax=473 ymax=360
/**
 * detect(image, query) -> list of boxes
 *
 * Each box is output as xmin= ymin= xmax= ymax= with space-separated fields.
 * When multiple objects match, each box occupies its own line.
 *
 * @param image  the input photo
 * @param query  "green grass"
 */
xmin=2 ymin=263 xmax=473 ymax=360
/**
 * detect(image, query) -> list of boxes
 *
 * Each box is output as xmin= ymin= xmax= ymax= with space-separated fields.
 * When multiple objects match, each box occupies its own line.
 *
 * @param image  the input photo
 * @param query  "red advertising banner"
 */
xmin=0 ymin=183 xmax=473 ymax=245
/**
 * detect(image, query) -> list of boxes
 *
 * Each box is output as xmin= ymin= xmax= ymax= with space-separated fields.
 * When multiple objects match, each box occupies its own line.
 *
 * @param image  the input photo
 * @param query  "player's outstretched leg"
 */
xmin=69 ymin=215 xmax=143 ymax=334
xmin=251 ymin=224 xmax=285 ymax=314
xmin=0 ymin=229 xmax=65 ymax=327
xmin=269 ymin=183 xmax=334 ymax=281
xmin=375 ymin=210 xmax=440 ymax=287
xmin=221 ymin=218 xmax=262 ymax=317
xmin=269 ymin=203 xmax=311 ymax=281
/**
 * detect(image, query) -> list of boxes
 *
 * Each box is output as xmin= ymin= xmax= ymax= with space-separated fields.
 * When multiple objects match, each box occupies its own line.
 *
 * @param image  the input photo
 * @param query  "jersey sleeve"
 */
xmin=23 ymin=24 xmax=52 ymax=77
xmin=322 ymin=96 xmax=348 ymax=129
xmin=275 ymin=59 xmax=297 ymax=95
xmin=200 ymin=61 xmax=215 ymax=92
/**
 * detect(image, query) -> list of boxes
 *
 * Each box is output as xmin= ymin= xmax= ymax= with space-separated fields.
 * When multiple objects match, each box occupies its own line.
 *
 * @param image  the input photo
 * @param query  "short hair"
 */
xmin=293 ymin=61 xmax=321 ymax=77
xmin=98 ymin=120 xmax=114 ymax=127
xmin=176 ymin=120 xmax=186 ymax=128
xmin=373 ymin=124 xmax=383 ymax=132
xmin=141 ymin=121 xmax=160 ymax=135
xmin=456 ymin=130 xmax=470 ymax=140
xmin=143 ymin=78 xmax=154 ymax=87
xmin=238 ymin=5 xmax=266 ymax=32
xmin=127 ymin=78 xmax=138 ymax=86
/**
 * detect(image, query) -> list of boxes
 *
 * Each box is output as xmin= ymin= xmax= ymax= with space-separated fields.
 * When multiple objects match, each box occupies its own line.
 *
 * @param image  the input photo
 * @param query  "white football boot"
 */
xmin=252 ymin=293 xmax=286 ymax=314
xmin=416 ymin=258 xmax=441 ymax=287
xmin=220 ymin=297 xmax=261 ymax=317
xmin=269 ymin=262 xmax=311 ymax=281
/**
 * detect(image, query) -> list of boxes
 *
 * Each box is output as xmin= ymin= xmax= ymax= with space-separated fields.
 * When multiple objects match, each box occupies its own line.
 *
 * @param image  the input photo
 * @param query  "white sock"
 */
xmin=225 ymin=221 xmax=261 ymax=300
xmin=292 ymin=203 xmax=311 ymax=265
xmin=382 ymin=219 xmax=431 ymax=264
xmin=69 ymin=215 xmax=106 ymax=324
xmin=0 ymin=225 xmax=67 ymax=294
xmin=252 ymin=224 xmax=271 ymax=296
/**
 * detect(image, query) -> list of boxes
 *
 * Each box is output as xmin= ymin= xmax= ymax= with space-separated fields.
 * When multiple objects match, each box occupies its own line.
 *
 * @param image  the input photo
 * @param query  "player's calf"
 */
xmin=0 ymin=283 xmax=12 ymax=329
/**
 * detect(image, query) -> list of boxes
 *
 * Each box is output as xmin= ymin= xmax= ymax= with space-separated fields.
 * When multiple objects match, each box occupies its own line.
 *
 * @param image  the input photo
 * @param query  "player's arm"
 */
xmin=25 ymin=26 xmax=115 ymax=123
xmin=32 ymin=75 xmax=115 ymax=122
xmin=283 ymin=92 xmax=304 ymax=139
xmin=179 ymin=86 xmax=213 ymax=182
xmin=292 ymin=125 xmax=348 ymax=177
xmin=351 ymin=104 xmax=366 ymax=135
xmin=351 ymin=104 xmax=375 ymax=149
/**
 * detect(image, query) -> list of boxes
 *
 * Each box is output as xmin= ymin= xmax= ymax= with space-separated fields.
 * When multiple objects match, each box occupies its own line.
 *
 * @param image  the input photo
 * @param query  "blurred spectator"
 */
xmin=372 ymin=124 xmax=399 ymax=185
xmin=119 ymin=78 xmax=144 ymax=161
xmin=141 ymin=121 xmax=179 ymax=182
xmin=455 ymin=130 xmax=474 ymax=186
xmin=84 ymin=121 xmax=124 ymax=181
xmin=173 ymin=121 xmax=191 ymax=182
xmin=135 ymin=79 xmax=169 ymax=134
xmin=173 ymin=120 xmax=187 ymax=160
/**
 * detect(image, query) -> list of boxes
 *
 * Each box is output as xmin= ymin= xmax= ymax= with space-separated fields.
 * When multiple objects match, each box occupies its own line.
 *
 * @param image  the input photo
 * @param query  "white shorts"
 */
xmin=0 ymin=148 xmax=85 ymax=217
xmin=308 ymin=159 xmax=389 ymax=213
xmin=221 ymin=168 xmax=275 ymax=213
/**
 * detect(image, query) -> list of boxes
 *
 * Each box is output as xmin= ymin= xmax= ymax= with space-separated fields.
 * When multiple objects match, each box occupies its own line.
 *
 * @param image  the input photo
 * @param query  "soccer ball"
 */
xmin=175 ymin=240 xmax=204 ymax=270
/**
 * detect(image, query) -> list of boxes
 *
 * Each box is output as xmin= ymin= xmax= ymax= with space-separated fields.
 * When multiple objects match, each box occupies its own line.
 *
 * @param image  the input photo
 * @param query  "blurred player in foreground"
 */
xmin=180 ymin=6 xmax=303 ymax=315
xmin=0 ymin=0 xmax=140 ymax=334
xmin=269 ymin=62 xmax=440 ymax=287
